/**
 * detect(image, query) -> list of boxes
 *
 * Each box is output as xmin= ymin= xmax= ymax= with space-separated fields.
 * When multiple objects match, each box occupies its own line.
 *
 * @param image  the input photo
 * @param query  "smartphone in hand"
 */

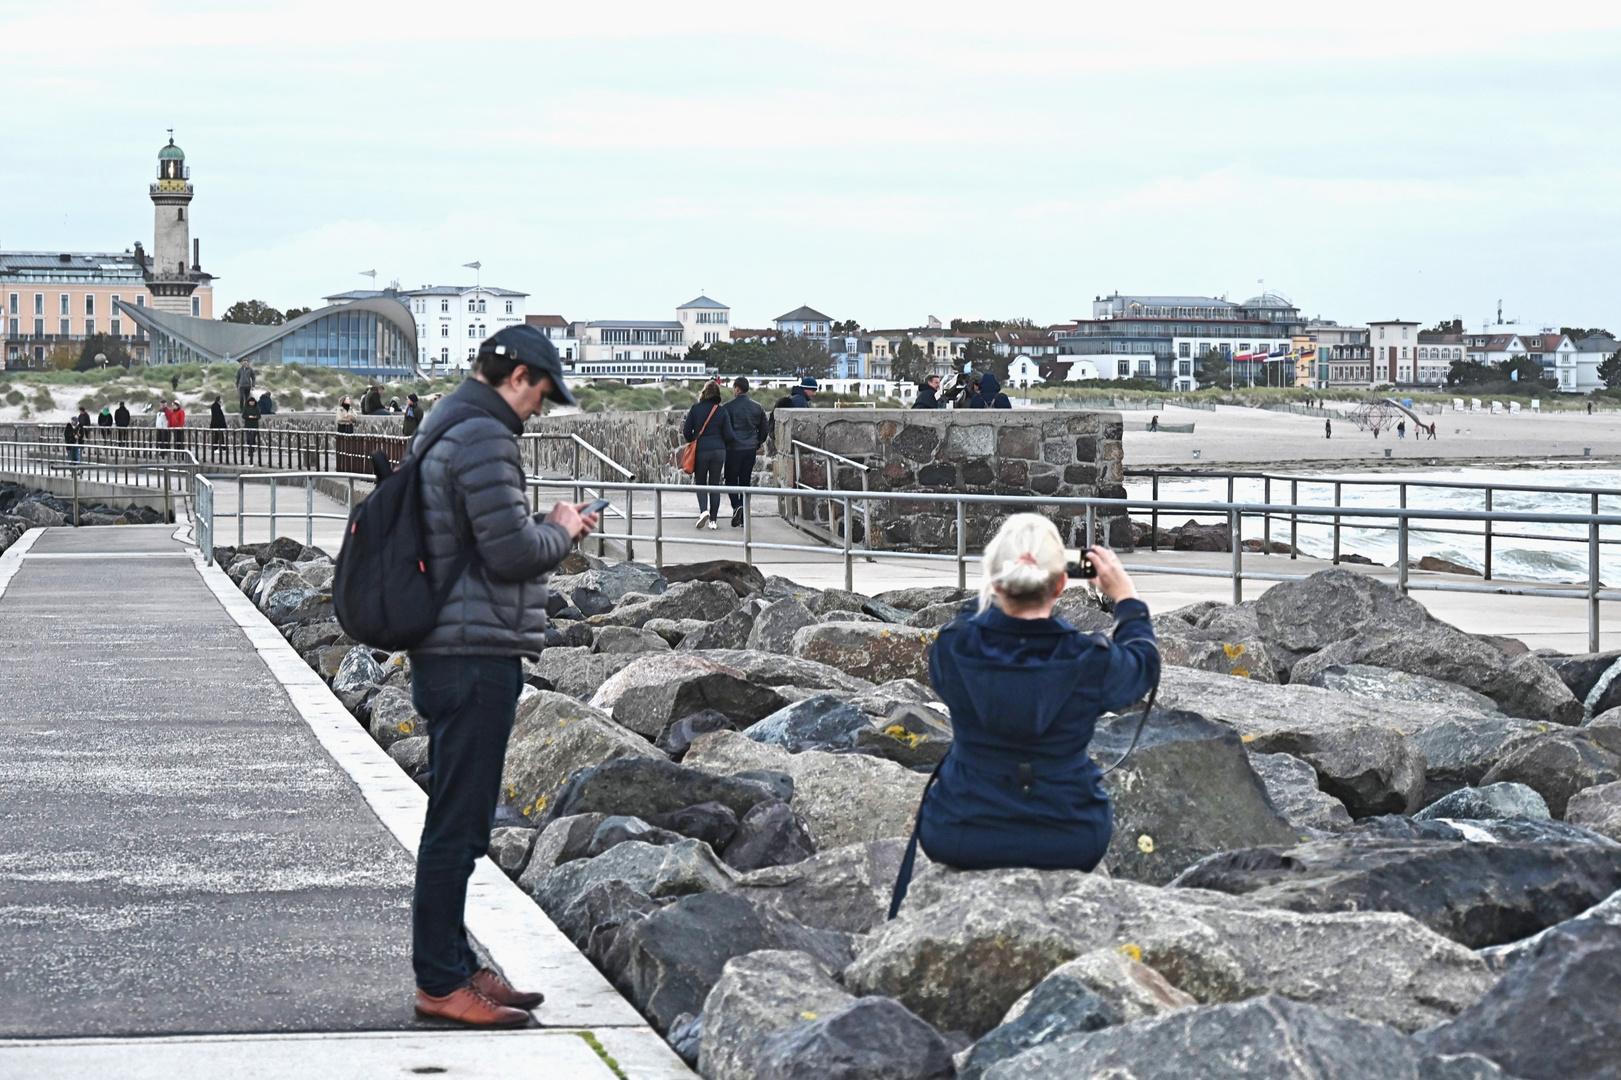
xmin=581 ymin=497 xmax=611 ymax=516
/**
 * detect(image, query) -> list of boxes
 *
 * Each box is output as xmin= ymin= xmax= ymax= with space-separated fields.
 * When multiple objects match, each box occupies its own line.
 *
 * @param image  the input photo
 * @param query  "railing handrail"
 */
xmin=790 ymin=440 xmax=871 ymax=473
xmin=1127 ymin=467 xmax=1621 ymax=500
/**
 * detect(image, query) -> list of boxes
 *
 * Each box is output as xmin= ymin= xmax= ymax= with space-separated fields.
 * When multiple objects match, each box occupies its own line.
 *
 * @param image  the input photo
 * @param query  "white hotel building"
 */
xmin=572 ymin=296 xmax=723 ymax=379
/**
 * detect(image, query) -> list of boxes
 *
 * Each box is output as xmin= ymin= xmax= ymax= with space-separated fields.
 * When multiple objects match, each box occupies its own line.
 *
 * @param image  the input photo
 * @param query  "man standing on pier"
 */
xmin=236 ymin=358 xmax=256 ymax=414
xmin=408 ymin=324 xmax=599 ymax=1027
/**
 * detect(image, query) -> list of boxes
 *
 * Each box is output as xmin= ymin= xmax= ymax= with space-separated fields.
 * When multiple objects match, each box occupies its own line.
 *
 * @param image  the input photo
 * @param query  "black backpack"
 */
xmin=332 ymin=407 xmax=479 ymax=651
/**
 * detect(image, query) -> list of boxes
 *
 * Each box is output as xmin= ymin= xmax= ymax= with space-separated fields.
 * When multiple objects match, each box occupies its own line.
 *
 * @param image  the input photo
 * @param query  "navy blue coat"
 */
xmin=969 ymin=372 xmax=1012 ymax=409
xmin=683 ymin=400 xmax=737 ymax=454
xmin=918 ymin=599 xmax=1159 ymax=871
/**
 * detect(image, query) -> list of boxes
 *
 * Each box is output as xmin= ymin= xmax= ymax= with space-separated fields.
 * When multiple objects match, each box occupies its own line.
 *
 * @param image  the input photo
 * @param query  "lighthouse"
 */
xmin=147 ymin=132 xmax=209 ymax=314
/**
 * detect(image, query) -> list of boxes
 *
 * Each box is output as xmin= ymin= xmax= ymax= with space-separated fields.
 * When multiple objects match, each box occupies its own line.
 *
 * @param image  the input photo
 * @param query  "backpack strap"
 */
xmin=403 ymin=404 xmax=490 ymax=607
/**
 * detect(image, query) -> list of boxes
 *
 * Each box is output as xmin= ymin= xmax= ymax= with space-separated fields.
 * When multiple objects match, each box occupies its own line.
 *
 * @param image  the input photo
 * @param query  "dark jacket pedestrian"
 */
xmin=98 ymin=407 xmax=113 ymax=433
xmin=916 ymin=516 xmax=1158 ymax=874
xmin=914 ymin=379 xmax=941 ymax=409
xmin=210 ymin=399 xmax=227 ymax=427
xmin=722 ymin=378 xmax=769 ymax=524
xmin=242 ymin=395 xmax=261 ymax=451
xmin=403 ymin=394 xmax=424 ymax=437
xmin=1325 ymin=418 xmax=1332 ymax=439
xmin=970 ymin=372 xmax=1012 ymax=409
xmin=113 ymin=403 xmax=130 ymax=428
xmin=684 ymin=384 xmax=737 ymax=523
xmin=258 ymin=391 xmax=276 ymax=415
xmin=236 ymin=360 xmax=256 ymax=412
xmin=63 ymin=419 xmax=82 ymax=462
xmin=410 ymin=325 xmax=592 ymax=1027
xmin=362 ymin=386 xmax=384 ymax=416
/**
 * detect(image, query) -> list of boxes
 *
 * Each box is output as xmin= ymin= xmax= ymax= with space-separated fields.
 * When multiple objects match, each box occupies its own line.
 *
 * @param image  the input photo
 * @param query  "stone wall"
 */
xmin=772 ymin=408 xmax=1125 ymax=553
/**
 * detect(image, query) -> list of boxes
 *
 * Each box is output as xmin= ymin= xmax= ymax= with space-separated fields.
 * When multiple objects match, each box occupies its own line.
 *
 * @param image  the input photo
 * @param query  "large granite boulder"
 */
xmin=698 ymin=950 xmax=856 ymax=1080
xmin=661 ymin=558 xmax=766 ymax=598
xmin=983 ymin=995 xmax=1512 ymax=1080
xmin=1089 ymin=710 xmax=1299 ymax=884
xmin=1476 ymin=886 xmax=1621 ymax=971
xmin=601 ymin=891 xmax=851 ymax=1034
xmin=533 ymin=647 xmax=639 ymax=699
xmin=498 ymin=691 xmax=657 ymax=821
xmin=676 ymin=601 xmax=760 ymax=652
xmin=845 ymin=865 xmax=1493 ymax=1037
xmin=1170 ymin=833 xmax=1621 ymax=948
xmin=1479 ymin=730 xmax=1621 ymax=818
xmin=1154 ymin=667 xmax=1427 ymax=817
xmin=874 ymin=585 xmax=972 ymax=612
xmin=733 ymin=838 xmax=917 ymax=935
xmin=746 ymin=695 xmax=873 ymax=753
xmin=590 ymin=625 xmax=671 ymax=654
xmin=331 ymin=646 xmax=385 ymax=695
xmin=1247 ymin=752 xmax=1353 ymax=832
xmin=685 ymin=731 xmax=927 ymax=849
xmin=1566 ymin=781 xmax=1621 ymax=841
xmin=746 ymin=598 xmax=819 ymax=654
xmin=1253 ymin=568 xmax=1428 ymax=654
xmin=722 ymin=800 xmax=817 ymax=872
xmin=1415 ymin=783 xmax=1551 ymax=822
xmin=590 ymin=579 xmax=738 ymax=628
xmin=1306 ymin=663 xmax=1501 ymax=713
xmin=688 ymin=649 xmax=875 ymax=694
xmin=752 ymin=996 xmax=955 ymax=1080
xmin=791 ymin=622 xmax=937 ymax=684
xmin=957 ymin=972 xmax=1117 ymax=1080
xmin=1000 ymin=948 xmax=1197 ymax=1028
xmin=587 ymin=654 xmax=788 ymax=738
xmin=527 ymin=838 xmax=736 ymax=940
xmin=1424 ymin=920 xmax=1621 ymax=1080
xmin=543 ymin=755 xmax=781 ymax=824
xmin=366 ymin=687 xmax=421 ymax=750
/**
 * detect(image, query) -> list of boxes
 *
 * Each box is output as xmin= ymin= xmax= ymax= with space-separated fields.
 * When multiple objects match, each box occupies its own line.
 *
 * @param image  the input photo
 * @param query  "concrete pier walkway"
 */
xmin=0 ymin=525 xmax=687 ymax=1078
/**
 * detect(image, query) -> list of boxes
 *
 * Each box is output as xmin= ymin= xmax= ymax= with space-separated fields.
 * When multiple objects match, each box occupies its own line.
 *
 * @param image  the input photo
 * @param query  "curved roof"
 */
xmin=159 ymin=138 xmax=185 ymax=161
xmin=116 ymin=295 xmax=418 ymax=366
xmin=1242 ymin=291 xmax=1295 ymax=309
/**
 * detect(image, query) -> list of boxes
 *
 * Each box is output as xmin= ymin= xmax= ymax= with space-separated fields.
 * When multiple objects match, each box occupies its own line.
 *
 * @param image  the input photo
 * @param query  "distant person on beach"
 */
xmin=1149 ymin=415 xmax=1159 ymax=432
xmin=1325 ymin=418 xmax=1332 ymax=439
xmin=1397 ymin=421 xmax=1406 ymax=440
xmin=1588 ymin=402 xmax=1594 ymax=415
xmin=409 ymin=324 xmax=594 ymax=1027
xmin=170 ymin=373 xmax=179 ymax=392
xmin=166 ymin=401 xmax=187 ymax=454
xmin=1427 ymin=422 xmax=1437 ymax=440
xmin=899 ymin=514 xmax=1158 ymax=895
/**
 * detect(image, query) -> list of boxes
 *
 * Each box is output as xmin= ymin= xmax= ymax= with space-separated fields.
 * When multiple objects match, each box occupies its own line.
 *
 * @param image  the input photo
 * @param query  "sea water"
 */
xmin=1125 ymin=465 xmax=1621 ymax=585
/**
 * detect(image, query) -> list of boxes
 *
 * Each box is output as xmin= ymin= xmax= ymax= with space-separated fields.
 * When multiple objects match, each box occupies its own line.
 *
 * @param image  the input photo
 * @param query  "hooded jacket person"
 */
xmin=969 ymin=372 xmax=1012 ymax=409
xmin=917 ymin=516 xmax=1158 ymax=872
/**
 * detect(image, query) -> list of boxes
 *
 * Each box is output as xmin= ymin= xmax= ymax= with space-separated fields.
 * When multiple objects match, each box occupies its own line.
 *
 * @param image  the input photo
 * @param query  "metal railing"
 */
xmin=1130 ymin=467 xmax=1621 ymax=586
xmin=786 ymin=440 xmax=871 ymax=551
xmin=0 ymin=439 xmax=198 ymax=524
xmin=195 ymin=472 xmax=1621 ymax=650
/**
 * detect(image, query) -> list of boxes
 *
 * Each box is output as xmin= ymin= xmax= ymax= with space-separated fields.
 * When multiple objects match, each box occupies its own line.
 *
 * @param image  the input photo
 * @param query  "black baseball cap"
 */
xmin=479 ymin=325 xmax=576 ymax=406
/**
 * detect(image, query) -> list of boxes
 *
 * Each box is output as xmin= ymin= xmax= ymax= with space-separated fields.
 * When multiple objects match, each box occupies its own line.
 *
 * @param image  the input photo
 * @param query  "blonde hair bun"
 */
xmin=979 ymin=513 xmax=1067 ymax=612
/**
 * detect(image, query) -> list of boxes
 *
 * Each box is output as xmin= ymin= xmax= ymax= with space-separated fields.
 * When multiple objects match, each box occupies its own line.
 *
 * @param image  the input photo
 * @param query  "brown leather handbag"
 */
xmin=678 ymin=404 xmax=719 ymax=474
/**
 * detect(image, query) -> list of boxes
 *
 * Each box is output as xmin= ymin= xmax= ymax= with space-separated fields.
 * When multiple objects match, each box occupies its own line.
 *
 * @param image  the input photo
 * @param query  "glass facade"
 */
xmin=245 ymin=309 xmax=414 ymax=376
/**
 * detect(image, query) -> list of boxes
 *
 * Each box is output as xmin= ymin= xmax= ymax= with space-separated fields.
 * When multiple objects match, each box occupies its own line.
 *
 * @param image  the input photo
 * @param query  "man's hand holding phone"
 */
xmin=546 ymin=500 xmax=602 ymax=542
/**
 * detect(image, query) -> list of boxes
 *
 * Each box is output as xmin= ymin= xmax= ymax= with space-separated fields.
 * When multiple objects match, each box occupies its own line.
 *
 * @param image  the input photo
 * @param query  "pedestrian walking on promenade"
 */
xmin=62 ymin=417 xmax=81 ymax=463
xmin=409 ymin=324 xmax=597 ymax=1027
xmin=1149 ymin=414 xmax=1159 ymax=433
xmin=166 ymin=400 xmax=187 ymax=455
xmin=209 ymin=397 xmax=227 ymax=457
xmin=402 ymin=394 xmax=423 ymax=438
xmin=97 ymin=407 xmax=113 ymax=441
xmin=242 ymin=394 xmax=261 ymax=459
xmin=1325 ymin=418 xmax=1332 ymax=439
xmin=335 ymin=396 xmax=358 ymax=473
xmin=114 ymin=401 xmax=130 ymax=445
xmin=723 ymin=377 xmax=768 ymax=528
xmin=1397 ymin=421 xmax=1406 ymax=440
xmin=154 ymin=402 xmax=170 ymax=451
xmin=236 ymin=358 xmax=256 ymax=414
xmin=684 ymin=381 xmax=737 ymax=530
xmin=1427 ymin=422 xmax=1437 ymax=440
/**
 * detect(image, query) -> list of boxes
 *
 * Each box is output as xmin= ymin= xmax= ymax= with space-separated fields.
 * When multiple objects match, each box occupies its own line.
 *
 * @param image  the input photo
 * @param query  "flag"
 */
xmin=462 ymin=261 xmax=481 ymax=270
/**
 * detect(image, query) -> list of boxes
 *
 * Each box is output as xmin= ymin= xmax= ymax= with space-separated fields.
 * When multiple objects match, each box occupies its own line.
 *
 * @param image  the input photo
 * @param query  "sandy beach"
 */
xmin=1122 ymin=402 xmax=1621 ymax=469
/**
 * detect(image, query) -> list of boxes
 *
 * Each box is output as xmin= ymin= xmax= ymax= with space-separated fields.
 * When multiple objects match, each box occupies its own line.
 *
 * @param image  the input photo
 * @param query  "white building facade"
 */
xmin=326 ymin=284 xmax=527 ymax=373
xmin=572 ymin=296 xmax=724 ymax=379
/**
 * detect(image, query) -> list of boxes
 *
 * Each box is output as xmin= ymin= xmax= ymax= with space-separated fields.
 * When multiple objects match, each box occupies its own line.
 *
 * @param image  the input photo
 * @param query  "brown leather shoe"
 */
xmin=414 ymin=985 xmax=530 ymax=1027
xmin=471 ymin=967 xmax=544 ymax=1010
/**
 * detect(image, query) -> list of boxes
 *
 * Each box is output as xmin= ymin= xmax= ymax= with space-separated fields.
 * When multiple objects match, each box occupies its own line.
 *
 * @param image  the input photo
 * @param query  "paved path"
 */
xmin=0 ymin=525 xmax=688 ymax=1078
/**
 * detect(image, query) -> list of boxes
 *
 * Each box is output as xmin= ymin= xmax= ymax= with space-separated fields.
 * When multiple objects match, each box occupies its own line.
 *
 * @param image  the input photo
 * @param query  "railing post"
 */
xmin=1263 ymin=477 xmax=1271 ymax=555
xmin=1398 ymin=512 xmax=1409 ymax=594
xmin=843 ymin=495 xmax=854 ymax=592
xmin=72 ymin=467 xmax=80 ymax=526
xmin=1290 ymin=479 xmax=1298 ymax=559
xmin=1591 ymin=493 xmax=1601 ymax=654
xmin=269 ymin=478 xmax=277 ymax=541
xmin=1484 ymin=488 xmax=1494 ymax=581
xmin=624 ymin=487 xmax=634 ymax=563
xmin=1332 ymin=481 xmax=1342 ymax=565
xmin=1230 ymin=506 xmax=1242 ymax=604
xmin=237 ymin=475 xmax=245 ymax=546
xmin=955 ymin=500 xmax=967 ymax=591
xmin=743 ymin=490 xmax=753 ymax=566
xmin=306 ymin=476 xmax=314 ymax=548
xmin=654 ymin=487 xmax=664 ymax=572
xmin=162 ymin=465 xmax=171 ymax=525
xmin=1150 ymin=473 xmax=1159 ymax=551
xmin=1085 ymin=504 xmax=1096 ymax=549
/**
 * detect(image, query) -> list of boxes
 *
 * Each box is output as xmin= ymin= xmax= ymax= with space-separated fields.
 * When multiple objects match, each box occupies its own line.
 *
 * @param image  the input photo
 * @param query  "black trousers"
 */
xmin=724 ymin=447 xmax=757 ymax=511
xmin=410 ymin=653 xmax=521 ymax=995
xmin=694 ymin=449 xmax=725 ymax=515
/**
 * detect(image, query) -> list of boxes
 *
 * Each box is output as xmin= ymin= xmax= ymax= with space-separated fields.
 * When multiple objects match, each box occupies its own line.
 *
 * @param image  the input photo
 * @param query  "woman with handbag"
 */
xmin=681 ymin=382 xmax=737 ymax=529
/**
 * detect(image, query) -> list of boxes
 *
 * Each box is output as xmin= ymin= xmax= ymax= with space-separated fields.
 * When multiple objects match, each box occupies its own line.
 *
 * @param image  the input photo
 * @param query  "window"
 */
xmin=191 ymin=297 xmax=200 ymax=316
xmin=478 ymin=324 xmax=486 ymax=338
xmin=477 ymin=300 xmax=486 ymax=313
xmin=34 ymin=294 xmax=43 ymax=315
xmin=7 ymin=319 xmax=16 ymax=337
xmin=1117 ymin=360 xmax=1130 ymax=376
xmin=111 ymin=319 xmax=121 ymax=336
xmin=1379 ymin=327 xmax=1386 ymax=339
xmin=34 ymin=319 xmax=44 ymax=336
xmin=505 ymin=300 xmax=513 ymax=314
xmin=468 ymin=299 xmax=476 ymax=312
xmin=136 ymin=295 xmax=145 ymax=307
xmin=441 ymin=299 xmax=449 ymax=313
xmin=441 ymin=324 xmax=449 ymax=337
xmin=85 ymin=294 xmax=95 ymax=316
xmin=1137 ymin=359 xmax=1153 ymax=376
xmin=1178 ymin=360 xmax=1191 ymax=376
xmin=468 ymin=324 xmax=478 ymax=337
xmin=85 ymin=318 xmax=95 ymax=335
xmin=1178 ymin=342 xmax=1190 ymax=358
xmin=60 ymin=318 xmax=71 ymax=336
xmin=1402 ymin=327 xmax=1409 ymax=339
xmin=7 ymin=293 xmax=15 ymax=315
xmin=60 ymin=293 xmax=70 ymax=316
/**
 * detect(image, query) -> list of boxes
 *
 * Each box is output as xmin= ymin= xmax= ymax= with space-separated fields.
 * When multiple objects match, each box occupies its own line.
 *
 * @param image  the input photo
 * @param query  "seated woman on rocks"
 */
xmin=913 ymin=513 xmax=1159 ymax=877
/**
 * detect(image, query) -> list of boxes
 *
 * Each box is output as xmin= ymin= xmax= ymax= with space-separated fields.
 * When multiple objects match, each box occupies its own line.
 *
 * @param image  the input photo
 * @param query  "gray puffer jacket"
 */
xmin=411 ymin=378 xmax=572 ymax=659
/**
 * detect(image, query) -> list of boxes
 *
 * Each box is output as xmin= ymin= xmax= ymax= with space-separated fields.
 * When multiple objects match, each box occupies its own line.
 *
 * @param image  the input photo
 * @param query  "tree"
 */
xmin=1563 ymin=327 xmax=1614 ymax=342
xmin=704 ymin=339 xmax=780 ymax=374
xmin=962 ymin=336 xmax=1006 ymax=381
xmin=284 ymin=306 xmax=311 ymax=321
xmin=949 ymin=316 xmax=1042 ymax=334
xmin=221 ymin=299 xmax=285 ymax=325
xmin=1496 ymin=355 xmax=1556 ymax=388
xmin=1425 ymin=319 xmax=1463 ymax=335
xmin=831 ymin=319 xmax=862 ymax=335
xmin=1447 ymin=358 xmax=1492 ymax=386
xmin=770 ymin=333 xmax=833 ymax=379
xmin=1195 ymin=348 xmax=1229 ymax=390
xmin=890 ymin=338 xmax=930 ymax=384
xmin=1599 ymin=350 xmax=1621 ymax=390
xmin=73 ymin=332 xmax=132 ymax=371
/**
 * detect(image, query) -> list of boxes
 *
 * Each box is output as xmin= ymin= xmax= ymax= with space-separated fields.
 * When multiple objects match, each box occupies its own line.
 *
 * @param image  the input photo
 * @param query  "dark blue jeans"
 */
xmin=409 ymin=653 xmax=521 ymax=995
xmin=694 ymin=449 xmax=725 ymax=515
xmin=724 ymin=447 xmax=757 ymax=511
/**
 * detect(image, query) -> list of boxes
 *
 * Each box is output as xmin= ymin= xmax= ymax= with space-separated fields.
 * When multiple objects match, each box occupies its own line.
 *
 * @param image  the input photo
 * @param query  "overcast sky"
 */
xmin=4 ymin=0 xmax=1619 ymax=334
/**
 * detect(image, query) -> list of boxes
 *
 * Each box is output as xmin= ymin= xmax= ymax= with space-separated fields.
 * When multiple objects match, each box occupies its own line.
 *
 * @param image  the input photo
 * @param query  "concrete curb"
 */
xmin=0 ymin=527 xmax=43 ymax=599
xmin=185 ymin=553 xmax=692 ymax=1076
